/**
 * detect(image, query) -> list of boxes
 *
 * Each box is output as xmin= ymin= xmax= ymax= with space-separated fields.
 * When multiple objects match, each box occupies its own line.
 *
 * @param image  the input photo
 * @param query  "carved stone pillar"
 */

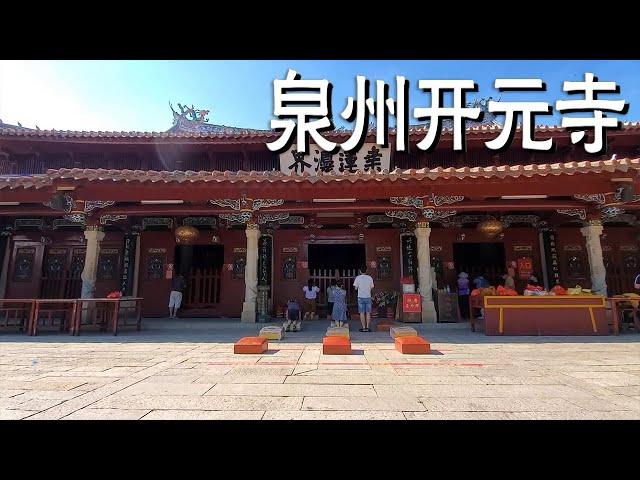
xmin=240 ymin=222 xmax=259 ymax=322
xmin=81 ymin=224 xmax=105 ymax=299
xmin=580 ymin=220 xmax=607 ymax=297
xmin=414 ymin=222 xmax=438 ymax=323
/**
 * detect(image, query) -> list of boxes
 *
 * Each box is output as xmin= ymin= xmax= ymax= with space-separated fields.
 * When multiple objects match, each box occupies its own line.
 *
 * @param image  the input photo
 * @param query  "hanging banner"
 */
xmin=258 ymin=235 xmax=272 ymax=287
xmin=401 ymin=234 xmax=418 ymax=285
xmin=120 ymin=235 xmax=136 ymax=295
xmin=279 ymin=143 xmax=391 ymax=176
xmin=542 ymin=231 xmax=560 ymax=286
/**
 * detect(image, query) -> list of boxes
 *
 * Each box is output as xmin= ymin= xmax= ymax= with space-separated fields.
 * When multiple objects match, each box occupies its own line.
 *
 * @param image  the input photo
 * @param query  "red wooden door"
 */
xmin=6 ymin=241 xmax=44 ymax=298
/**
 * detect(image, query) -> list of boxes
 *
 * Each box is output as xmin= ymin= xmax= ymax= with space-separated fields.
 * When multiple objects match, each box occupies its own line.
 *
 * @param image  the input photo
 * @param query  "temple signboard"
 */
xmin=279 ymin=143 xmax=391 ymax=176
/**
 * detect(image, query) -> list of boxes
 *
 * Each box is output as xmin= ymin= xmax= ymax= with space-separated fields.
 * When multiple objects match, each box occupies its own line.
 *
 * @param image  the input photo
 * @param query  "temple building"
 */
xmin=0 ymin=104 xmax=639 ymax=322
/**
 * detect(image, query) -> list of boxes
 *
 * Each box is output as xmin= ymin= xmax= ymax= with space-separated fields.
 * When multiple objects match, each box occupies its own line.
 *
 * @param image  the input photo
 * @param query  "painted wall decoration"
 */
xmin=283 ymin=256 xmax=297 ymax=280
xmin=232 ymin=255 xmax=246 ymax=279
xmin=13 ymin=248 xmax=35 ymax=282
xmin=567 ymin=254 xmax=586 ymax=278
xmin=377 ymin=255 xmax=392 ymax=280
xmin=70 ymin=250 xmax=86 ymax=276
xmin=97 ymin=248 xmax=120 ymax=281
xmin=44 ymin=248 xmax=67 ymax=277
xmin=146 ymin=250 xmax=165 ymax=280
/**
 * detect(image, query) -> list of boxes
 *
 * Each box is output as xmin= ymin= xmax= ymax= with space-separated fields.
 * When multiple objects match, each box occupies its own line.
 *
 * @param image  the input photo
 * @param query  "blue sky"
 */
xmin=0 ymin=60 xmax=638 ymax=132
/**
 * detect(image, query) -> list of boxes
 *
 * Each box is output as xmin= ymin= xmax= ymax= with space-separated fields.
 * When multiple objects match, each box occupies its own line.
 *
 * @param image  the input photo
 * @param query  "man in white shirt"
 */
xmin=353 ymin=267 xmax=375 ymax=332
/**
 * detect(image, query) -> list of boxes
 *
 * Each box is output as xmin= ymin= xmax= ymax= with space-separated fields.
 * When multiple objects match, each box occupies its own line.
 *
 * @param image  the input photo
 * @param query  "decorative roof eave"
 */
xmin=1 ymin=158 xmax=638 ymax=191
xmin=1 ymin=122 xmax=640 ymax=143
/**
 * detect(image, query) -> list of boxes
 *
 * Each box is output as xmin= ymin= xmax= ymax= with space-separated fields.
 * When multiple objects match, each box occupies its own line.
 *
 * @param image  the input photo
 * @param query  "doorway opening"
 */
xmin=308 ymin=243 xmax=366 ymax=308
xmin=308 ymin=243 xmax=366 ymax=272
xmin=453 ymin=242 xmax=506 ymax=285
xmin=175 ymin=245 xmax=224 ymax=308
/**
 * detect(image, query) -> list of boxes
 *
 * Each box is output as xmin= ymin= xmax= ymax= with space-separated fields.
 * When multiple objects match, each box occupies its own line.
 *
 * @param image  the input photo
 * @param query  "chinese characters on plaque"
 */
xmin=279 ymin=143 xmax=390 ymax=176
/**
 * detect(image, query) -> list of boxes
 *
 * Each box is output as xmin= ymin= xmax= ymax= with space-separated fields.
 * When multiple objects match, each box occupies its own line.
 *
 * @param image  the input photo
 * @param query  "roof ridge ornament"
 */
xmin=170 ymin=102 xmax=210 ymax=124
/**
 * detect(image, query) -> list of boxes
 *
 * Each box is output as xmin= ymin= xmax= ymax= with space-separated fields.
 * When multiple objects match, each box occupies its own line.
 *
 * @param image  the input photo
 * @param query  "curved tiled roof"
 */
xmin=2 ymin=121 xmax=639 ymax=142
xmin=1 ymin=158 xmax=638 ymax=190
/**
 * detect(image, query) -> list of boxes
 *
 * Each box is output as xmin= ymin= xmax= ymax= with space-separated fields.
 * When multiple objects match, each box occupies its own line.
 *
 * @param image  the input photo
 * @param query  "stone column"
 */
xmin=415 ymin=222 xmax=438 ymax=323
xmin=580 ymin=219 xmax=608 ymax=297
xmin=81 ymin=225 xmax=105 ymax=299
xmin=240 ymin=222 xmax=259 ymax=323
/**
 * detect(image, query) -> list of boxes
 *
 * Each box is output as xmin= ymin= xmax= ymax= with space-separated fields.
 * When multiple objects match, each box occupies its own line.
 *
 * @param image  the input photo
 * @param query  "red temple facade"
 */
xmin=0 ymin=107 xmax=639 ymax=322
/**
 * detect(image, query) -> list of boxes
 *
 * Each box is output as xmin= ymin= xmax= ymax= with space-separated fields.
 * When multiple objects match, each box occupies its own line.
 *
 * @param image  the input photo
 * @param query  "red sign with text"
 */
xmin=517 ymin=257 xmax=533 ymax=280
xmin=402 ymin=294 xmax=422 ymax=313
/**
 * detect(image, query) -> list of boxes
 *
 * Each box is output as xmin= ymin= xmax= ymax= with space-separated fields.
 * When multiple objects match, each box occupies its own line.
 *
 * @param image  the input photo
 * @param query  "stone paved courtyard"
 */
xmin=1 ymin=319 xmax=639 ymax=420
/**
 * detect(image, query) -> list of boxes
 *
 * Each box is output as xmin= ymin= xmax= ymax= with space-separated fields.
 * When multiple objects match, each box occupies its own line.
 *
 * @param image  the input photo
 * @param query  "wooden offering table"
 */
xmin=30 ymin=299 xmax=78 ymax=336
xmin=73 ymin=297 xmax=143 ymax=336
xmin=0 ymin=299 xmax=36 ymax=333
xmin=483 ymin=295 xmax=609 ymax=336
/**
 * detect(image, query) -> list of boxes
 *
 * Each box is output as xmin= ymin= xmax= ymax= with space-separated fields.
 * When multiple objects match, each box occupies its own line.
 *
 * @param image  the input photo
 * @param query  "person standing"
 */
xmin=302 ymin=279 xmax=320 ymax=320
xmin=503 ymin=270 xmax=516 ymax=290
xmin=332 ymin=281 xmax=348 ymax=327
xmin=353 ymin=267 xmax=375 ymax=332
xmin=168 ymin=273 xmax=187 ymax=319
xmin=473 ymin=274 xmax=490 ymax=289
xmin=326 ymin=279 xmax=338 ymax=324
xmin=457 ymin=271 xmax=470 ymax=319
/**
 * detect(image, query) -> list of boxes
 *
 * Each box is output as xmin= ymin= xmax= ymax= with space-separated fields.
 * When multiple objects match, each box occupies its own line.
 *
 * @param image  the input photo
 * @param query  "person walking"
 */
xmin=353 ymin=267 xmax=375 ymax=332
xmin=332 ymin=281 xmax=348 ymax=327
xmin=302 ymin=279 xmax=320 ymax=320
xmin=168 ymin=273 xmax=187 ymax=319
